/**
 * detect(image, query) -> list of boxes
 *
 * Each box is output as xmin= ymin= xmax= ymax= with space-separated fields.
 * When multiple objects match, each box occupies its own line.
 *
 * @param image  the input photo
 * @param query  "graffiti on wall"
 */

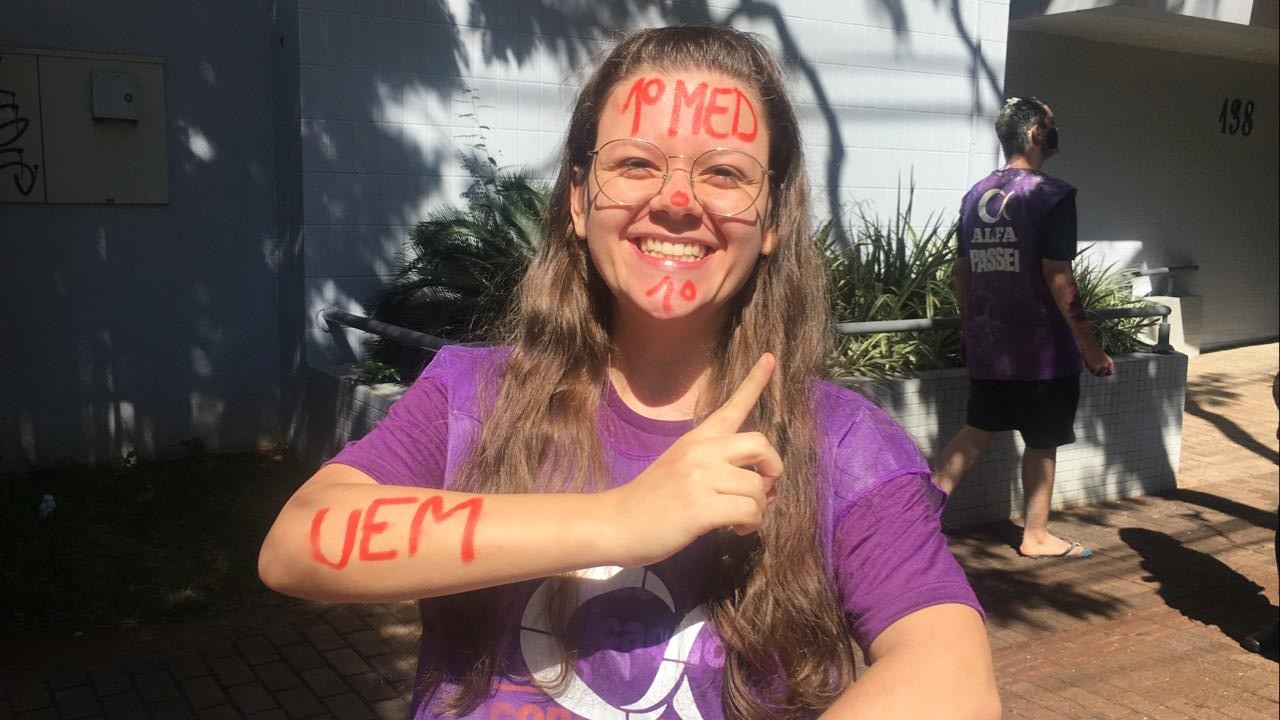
xmin=0 ymin=53 xmax=43 ymax=202
xmin=0 ymin=87 xmax=41 ymax=196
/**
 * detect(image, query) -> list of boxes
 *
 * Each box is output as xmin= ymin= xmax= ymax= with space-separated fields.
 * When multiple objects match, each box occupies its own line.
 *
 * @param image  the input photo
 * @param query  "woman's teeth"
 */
xmin=638 ymin=238 xmax=709 ymax=261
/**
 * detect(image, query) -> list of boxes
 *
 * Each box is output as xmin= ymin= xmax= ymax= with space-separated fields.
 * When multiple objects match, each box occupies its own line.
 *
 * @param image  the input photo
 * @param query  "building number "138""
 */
xmin=1218 ymin=98 xmax=1254 ymax=136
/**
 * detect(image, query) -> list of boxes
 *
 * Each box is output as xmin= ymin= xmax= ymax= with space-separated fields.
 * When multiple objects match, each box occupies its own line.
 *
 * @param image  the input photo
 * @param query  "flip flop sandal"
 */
xmin=1019 ymin=540 xmax=1093 ymax=559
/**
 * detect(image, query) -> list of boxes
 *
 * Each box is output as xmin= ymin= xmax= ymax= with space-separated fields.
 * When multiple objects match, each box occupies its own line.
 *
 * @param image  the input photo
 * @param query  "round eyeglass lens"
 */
xmin=689 ymin=149 xmax=767 ymax=216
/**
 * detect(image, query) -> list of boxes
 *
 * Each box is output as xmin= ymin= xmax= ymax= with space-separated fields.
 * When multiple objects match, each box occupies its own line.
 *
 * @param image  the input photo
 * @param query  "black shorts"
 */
xmin=967 ymin=376 xmax=1080 ymax=449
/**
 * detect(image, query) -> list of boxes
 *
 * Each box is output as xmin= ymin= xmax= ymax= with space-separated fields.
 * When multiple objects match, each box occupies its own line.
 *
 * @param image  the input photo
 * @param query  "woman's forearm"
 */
xmin=258 ymin=465 xmax=617 ymax=602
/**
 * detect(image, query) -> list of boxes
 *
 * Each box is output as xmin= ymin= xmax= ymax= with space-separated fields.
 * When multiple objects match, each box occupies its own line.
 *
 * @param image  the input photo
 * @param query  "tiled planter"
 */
xmin=294 ymin=352 xmax=1188 ymax=528
xmin=847 ymin=351 xmax=1188 ymax=528
xmin=291 ymin=363 xmax=408 ymax=470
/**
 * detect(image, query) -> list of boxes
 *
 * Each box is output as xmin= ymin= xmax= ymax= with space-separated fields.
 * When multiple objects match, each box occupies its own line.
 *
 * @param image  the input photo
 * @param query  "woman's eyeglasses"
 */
xmin=587 ymin=138 xmax=772 ymax=217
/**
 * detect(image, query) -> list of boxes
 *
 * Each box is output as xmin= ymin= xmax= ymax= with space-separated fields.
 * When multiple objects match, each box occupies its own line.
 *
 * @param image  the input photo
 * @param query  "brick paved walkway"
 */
xmin=3 ymin=345 xmax=1276 ymax=719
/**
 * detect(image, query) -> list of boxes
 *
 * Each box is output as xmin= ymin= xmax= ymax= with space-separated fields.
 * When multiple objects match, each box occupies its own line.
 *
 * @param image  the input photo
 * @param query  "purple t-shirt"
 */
xmin=958 ymin=168 xmax=1084 ymax=380
xmin=331 ymin=346 xmax=982 ymax=719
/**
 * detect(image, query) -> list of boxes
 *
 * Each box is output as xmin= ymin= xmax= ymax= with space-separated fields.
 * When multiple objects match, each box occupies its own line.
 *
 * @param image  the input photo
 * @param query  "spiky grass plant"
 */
xmin=826 ymin=188 xmax=962 ymax=378
xmin=364 ymin=153 xmax=546 ymax=378
xmin=1076 ymin=248 xmax=1159 ymax=355
xmin=825 ymin=192 xmax=1154 ymax=378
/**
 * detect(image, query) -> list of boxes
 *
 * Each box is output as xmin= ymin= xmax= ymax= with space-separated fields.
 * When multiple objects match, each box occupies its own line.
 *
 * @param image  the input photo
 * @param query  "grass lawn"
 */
xmin=0 ymin=448 xmax=309 ymax=635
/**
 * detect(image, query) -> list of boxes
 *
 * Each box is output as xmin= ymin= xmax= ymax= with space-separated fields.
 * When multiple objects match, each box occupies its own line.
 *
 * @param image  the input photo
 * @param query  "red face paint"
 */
xmin=646 ymin=276 xmax=676 ymax=313
xmin=670 ymin=190 xmax=690 ymax=207
xmin=668 ymin=80 xmax=708 ymax=137
xmin=621 ymin=76 xmax=759 ymax=140
xmin=622 ymin=77 xmax=665 ymax=135
xmin=645 ymin=276 xmax=698 ymax=313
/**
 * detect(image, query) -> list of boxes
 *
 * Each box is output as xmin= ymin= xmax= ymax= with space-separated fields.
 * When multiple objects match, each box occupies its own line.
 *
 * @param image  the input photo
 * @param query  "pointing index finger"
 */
xmin=701 ymin=353 xmax=776 ymax=435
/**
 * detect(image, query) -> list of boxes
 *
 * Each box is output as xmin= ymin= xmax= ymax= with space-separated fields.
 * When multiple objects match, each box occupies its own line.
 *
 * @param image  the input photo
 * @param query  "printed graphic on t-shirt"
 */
xmin=489 ymin=565 xmax=720 ymax=719
xmin=968 ymin=188 xmax=1020 ymax=273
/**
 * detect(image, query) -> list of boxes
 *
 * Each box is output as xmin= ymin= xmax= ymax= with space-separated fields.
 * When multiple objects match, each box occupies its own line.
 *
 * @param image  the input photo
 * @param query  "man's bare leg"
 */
xmin=934 ymin=426 xmax=995 ymax=495
xmin=1018 ymin=446 xmax=1085 ymax=556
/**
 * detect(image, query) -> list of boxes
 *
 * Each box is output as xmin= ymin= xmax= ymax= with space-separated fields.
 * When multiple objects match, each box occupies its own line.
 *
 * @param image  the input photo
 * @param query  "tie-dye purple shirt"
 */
xmin=331 ymin=346 xmax=982 ymax=719
xmin=958 ymin=168 xmax=1083 ymax=380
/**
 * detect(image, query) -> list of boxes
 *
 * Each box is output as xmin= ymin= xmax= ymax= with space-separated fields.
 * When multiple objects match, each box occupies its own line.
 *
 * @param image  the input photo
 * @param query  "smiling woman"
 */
xmin=259 ymin=25 xmax=1000 ymax=720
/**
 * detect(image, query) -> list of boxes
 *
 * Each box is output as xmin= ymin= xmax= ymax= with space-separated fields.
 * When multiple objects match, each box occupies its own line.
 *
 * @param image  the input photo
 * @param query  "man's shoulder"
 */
xmin=1033 ymin=171 xmax=1075 ymax=195
xmin=963 ymin=169 xmax=1004 ymax=196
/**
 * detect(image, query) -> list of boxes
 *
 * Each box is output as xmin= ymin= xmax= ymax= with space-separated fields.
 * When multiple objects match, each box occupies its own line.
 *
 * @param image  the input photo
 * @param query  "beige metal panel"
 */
xmin=38 ymin=54 xmax=168 ymax=204
xmin=0 ymin=51 xmax=46 ymax=203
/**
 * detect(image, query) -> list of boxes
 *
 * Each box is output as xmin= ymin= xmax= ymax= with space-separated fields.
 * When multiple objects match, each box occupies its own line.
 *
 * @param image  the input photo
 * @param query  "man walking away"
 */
xmin=935 ymin=96 xmax=1114 ymax=559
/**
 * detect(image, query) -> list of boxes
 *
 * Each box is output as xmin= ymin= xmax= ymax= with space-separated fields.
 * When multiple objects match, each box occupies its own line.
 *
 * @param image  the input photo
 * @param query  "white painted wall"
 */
xmin=1006 ymin=30 xmax=1279 ymax=349
xmin=296 ymin=0 xmax=1011 ymax=363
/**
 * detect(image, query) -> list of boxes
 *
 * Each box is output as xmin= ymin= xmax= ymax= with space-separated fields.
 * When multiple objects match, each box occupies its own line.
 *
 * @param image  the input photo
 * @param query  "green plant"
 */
xmin=365 ymin=88 xmax=547 ymax=379
xmin=825 ymin=190 xmax=1154 ymax=378
xmin=826 ymin=186 xmax=963 ymax=378
xmin=352 ymin=360 xmax=402 ymax=386
xmin=1077 ymin=249 xmax=1159 ymax=355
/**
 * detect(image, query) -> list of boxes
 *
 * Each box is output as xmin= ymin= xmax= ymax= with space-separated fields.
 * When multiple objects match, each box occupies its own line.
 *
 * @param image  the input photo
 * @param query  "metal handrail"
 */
xmin=1126 ymin=264 xmax=1198 ymax=297
xmin=322 ymin=309 xmax=452 ymax=351
xmin=324 ymin=302 xmax=1175 ymax=358
xmin=833 ymin=302 xmax=1174 ymax=353
xmin=1127 ymin=264 xmax=1199 ymax=278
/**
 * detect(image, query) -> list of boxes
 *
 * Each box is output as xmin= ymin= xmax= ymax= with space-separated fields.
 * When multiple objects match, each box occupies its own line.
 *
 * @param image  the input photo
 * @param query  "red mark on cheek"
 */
xmin=622 ymin=76 xmax=665 ymax=135
xmin=670 ymin=190 xmax=690 ymax=207
xmin=679 ymin=281 xmax=696 ymax=301
xmin=309 ymin=496 xmax=485 ymax=568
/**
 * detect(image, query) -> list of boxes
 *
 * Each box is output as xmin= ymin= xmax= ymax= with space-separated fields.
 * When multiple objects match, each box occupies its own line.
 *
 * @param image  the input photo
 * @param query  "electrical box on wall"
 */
xmin=91 ymin=70 xmax=140 ymax=121
xmin=0 ymin=48 xmax=168 ymax=204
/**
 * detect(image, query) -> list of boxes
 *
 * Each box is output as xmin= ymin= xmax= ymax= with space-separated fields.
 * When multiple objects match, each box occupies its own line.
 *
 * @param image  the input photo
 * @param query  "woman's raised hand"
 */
xmin=601 ymin=353 xmax=783 ymax=568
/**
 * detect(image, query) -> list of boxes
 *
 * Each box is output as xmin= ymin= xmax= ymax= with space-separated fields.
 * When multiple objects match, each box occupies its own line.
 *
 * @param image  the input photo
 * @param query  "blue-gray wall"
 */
xmin=0 ymin=1 xmax=285 ymax=465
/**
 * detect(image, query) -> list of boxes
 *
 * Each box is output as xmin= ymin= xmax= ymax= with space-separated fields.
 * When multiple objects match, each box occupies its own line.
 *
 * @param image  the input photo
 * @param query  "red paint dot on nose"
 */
xmin=670 ymin=191 xmax=690 ymax=207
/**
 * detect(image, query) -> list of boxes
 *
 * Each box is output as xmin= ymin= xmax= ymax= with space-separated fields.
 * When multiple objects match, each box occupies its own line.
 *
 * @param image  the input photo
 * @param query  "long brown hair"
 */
xmin=418 ymin=25 xmax=855 ymax=718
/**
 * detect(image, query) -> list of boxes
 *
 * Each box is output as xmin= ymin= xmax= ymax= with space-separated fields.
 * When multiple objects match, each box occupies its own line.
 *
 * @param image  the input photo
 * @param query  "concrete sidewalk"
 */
xmin=3 ymin=345 xmax=1277 ymax=719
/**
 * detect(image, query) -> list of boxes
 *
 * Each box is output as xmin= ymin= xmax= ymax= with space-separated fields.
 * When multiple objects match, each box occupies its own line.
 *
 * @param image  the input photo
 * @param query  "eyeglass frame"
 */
xmin=585 ymin=138 xmax=775 ymax=218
